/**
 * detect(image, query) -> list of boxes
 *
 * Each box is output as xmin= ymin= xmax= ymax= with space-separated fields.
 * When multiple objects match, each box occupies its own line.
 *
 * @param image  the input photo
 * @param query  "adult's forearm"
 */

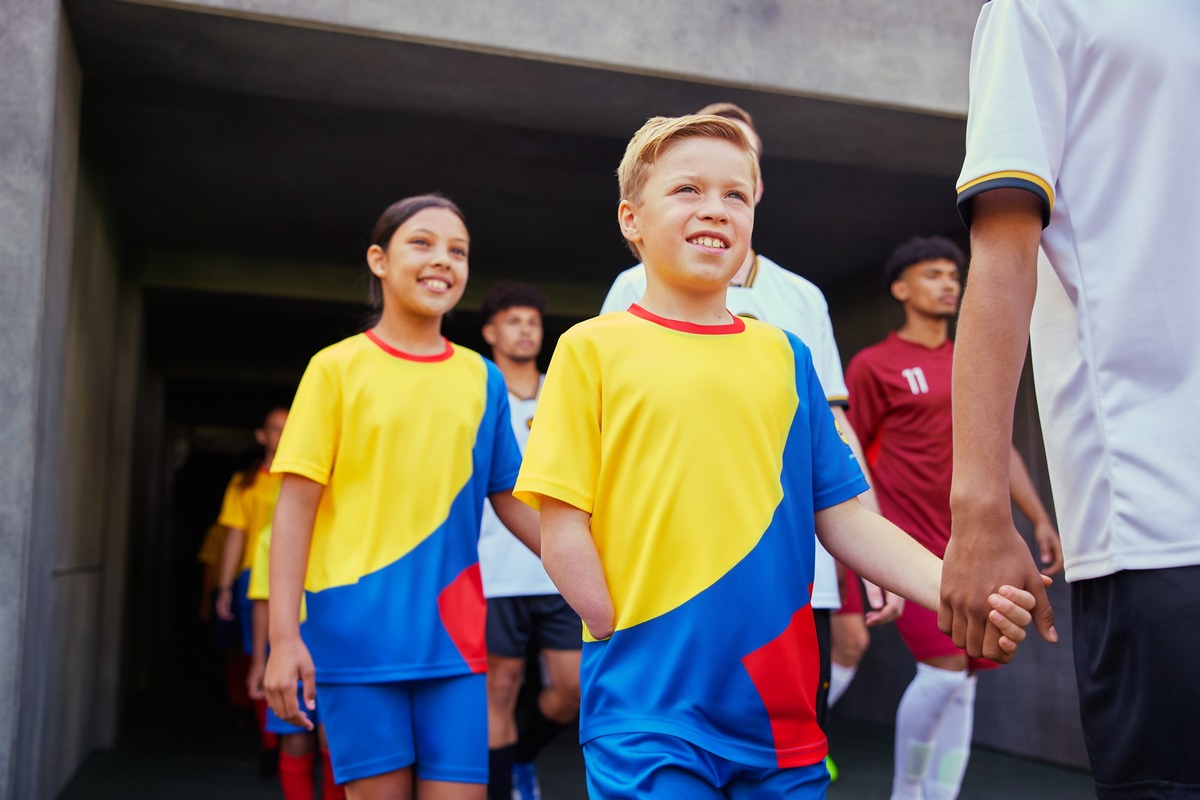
xmin=950 ymin=191 xmax=1043 ymax=517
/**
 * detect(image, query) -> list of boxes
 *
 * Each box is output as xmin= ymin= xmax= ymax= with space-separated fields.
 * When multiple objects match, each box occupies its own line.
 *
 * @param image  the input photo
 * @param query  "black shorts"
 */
xmin=486 ymin=595 xmax=582 ymax=658
xmin=1072 ymin=564 xmax=1200 ymax=799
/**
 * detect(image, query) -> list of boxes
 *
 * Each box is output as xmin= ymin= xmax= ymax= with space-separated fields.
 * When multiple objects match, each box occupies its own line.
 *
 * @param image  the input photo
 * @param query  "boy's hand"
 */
xmin=246 ymin=656 xmax=266 ymax=701
xmin=264 ymin=637 xmax=316 ymax=731
xmin=986 ymin=576 xmax=1053 ymax=660
xmin=862 ymin=579 xmax=904 ymax=627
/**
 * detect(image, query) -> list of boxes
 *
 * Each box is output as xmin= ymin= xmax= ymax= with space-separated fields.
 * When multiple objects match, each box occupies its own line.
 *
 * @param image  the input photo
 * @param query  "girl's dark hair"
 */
xmin=366 ymin=193 xmax=467 ymax=311
xmin=238 ymin=406 xmax=289 ymax=488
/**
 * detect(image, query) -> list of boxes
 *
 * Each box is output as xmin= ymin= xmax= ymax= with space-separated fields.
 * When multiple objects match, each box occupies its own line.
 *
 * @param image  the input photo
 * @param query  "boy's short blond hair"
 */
xmin=617 ymin=115 xmax=760 ymax=208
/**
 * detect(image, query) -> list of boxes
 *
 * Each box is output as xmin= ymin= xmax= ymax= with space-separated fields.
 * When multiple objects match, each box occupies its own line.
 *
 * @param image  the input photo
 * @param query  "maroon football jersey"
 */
xmin=846 ymin=332 xmax=954 ymax=557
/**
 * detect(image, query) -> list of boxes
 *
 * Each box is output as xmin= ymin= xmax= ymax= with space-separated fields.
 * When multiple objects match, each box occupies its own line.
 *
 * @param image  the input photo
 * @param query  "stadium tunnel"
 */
xmin=3 ymin=1 xmax=1086 ymax=796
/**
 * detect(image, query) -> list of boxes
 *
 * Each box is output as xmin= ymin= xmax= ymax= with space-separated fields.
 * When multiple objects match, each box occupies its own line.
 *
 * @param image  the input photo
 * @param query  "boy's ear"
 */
xmin=254 ymin=428 xmax=267 ymax=447
xmin=366 ymin=244 xmax=386 ymax=276
xmin=481 ymin=323 xmax=498 ymax=347
xmin=890 ymin=278 xmax=909 ymax=303
xmin=617 ymin=200 xmax=642 ymax=246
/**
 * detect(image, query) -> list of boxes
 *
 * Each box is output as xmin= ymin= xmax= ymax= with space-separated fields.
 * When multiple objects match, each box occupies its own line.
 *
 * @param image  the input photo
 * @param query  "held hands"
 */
xmin=985 ymin=579 xmax=1050 ymax=659
xmin=939 ymin=515 xmax=1058 ymax=663
xmin=263 ymin=636 xmax=316 ymax=731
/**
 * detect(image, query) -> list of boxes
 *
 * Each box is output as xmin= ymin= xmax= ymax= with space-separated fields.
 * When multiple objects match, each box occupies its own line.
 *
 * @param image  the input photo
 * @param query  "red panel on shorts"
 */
xmin=437 ymin=564 xmax=488 ymax=673
xmin=741 ymin=605 xmax=827 ymax=767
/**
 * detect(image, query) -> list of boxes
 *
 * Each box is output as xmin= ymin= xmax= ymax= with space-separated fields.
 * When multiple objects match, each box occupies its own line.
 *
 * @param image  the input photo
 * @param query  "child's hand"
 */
xmin=246 ymin=656 xmax=266 ymax=701
xmin=987 ymin=575 xmax=1053 ymax=659
xmin=264 ymin=637 xmax=316 ymax=731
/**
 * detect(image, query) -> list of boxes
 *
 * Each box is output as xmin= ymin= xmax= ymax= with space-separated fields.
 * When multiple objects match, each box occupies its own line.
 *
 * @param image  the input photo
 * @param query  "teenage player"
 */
xmin=515 ymin=114 xmax=1043 ymax=799
xmin=477 ymin=282 xmax=581 ymax=800
xmin=263 ymin=194 xmax=540 ymax=799
xmin=845 ymin=235 xmax=1061 ymax=800
xmin=944 ymin=2 xmax=1200 ymax=795
xmin=215 ymin=407 xmax=289 ymax=771
xmin=599 ymin=104 xmax=897 ymax=761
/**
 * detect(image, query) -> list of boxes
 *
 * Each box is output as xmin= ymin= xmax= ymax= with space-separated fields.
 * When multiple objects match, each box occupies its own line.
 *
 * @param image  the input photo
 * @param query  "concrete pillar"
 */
xmin=0 ymin=1 xmax=81 ymax=797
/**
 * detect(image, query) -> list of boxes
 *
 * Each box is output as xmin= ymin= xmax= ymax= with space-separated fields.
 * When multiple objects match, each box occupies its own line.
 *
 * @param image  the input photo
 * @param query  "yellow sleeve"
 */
xmin=216 ymin=474 xmax=248 ymax=530
xmin=197 ymin=524 xmax=227 ymax=566
xmin=514 ymin=329 xmax=601 ymax=514
xmin=246 ymin=525 xmax=273 ymax=600
xmin=272 ymin=353 xmax=340 ymax=485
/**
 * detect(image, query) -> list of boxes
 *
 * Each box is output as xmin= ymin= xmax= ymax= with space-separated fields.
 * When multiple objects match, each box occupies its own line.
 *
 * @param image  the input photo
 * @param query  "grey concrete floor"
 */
xmin=60 ymin=712 xmax=1093 ymax=799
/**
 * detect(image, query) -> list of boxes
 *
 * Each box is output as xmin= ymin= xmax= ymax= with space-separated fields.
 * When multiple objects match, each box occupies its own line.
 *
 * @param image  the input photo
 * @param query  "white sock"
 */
xmin=828 ymin=662 xmax=858 ymax=708
xmin=890 ymin=663 xmax=972 ymax=800
xmin=924 ymin=673 xmax=976 ymax=800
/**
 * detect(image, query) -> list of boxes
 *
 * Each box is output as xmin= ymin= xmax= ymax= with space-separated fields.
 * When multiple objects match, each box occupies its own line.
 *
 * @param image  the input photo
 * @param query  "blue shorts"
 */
xmin=584 ymin=732 xmax=829 ymax=799
xmin=235 ymin=569 xmax=253 ymax=655
xmin=266 ymin=684 xmax=319 ymax=736
xmin=317 ymin=674 xmax=487 ymax=786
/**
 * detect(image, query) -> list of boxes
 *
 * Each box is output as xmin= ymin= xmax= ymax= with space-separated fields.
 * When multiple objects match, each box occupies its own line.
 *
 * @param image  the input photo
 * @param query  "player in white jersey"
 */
xmin=944 ymin=1 xmax=1200 ymax=795
xmin=479 ymin=282 xmax=581 ymax=800
xmin=600 ymin=103 xmax=893 ymax=766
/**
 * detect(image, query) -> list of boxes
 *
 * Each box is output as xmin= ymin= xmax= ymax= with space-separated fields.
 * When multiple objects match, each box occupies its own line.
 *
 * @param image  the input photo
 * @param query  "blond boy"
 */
xmin=513 ymin=115 xmax=1037 ymax=799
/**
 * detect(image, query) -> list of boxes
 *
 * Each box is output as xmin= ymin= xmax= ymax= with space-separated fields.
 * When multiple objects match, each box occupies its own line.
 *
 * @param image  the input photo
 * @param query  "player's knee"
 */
xmin=486 ymin=666 xmax=523 ymax=706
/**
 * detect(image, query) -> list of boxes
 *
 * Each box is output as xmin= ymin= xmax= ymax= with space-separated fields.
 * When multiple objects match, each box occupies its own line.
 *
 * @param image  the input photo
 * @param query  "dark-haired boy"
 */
xmin=845 ymin=236 xmax=1060 ymax=800
xmin=478 ymin=282 xmax=581 ymax=800
xmin=516 ymin=117 xmax=1040 ymax=799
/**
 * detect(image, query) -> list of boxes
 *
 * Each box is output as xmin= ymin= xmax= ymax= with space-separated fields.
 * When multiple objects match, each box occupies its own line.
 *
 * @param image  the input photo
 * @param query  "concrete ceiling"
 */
xmin=65 ymin=0 xmax=971 ymax=425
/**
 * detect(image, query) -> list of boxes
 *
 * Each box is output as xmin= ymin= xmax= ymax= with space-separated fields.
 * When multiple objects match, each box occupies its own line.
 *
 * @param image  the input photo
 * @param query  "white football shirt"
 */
xmin=958 ymin=0 xmax=1200 ymax=581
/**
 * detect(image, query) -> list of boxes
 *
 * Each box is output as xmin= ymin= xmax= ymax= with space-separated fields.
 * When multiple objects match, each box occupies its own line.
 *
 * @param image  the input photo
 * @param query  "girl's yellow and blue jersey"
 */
xmin=247 ymin=524 xmax=306 ymax=621
xmin=514 ymin=306 xmax=868 ymax=769
xmin=218 ymin=468 xmax=283 ymax=572
xmin=272 ymin=331 xmax=521 ymax=684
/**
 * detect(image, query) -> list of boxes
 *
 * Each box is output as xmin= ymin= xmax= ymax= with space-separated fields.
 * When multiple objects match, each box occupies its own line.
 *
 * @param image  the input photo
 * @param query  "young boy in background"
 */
xmin=513 ymin=114 xmax=1040 ymax=798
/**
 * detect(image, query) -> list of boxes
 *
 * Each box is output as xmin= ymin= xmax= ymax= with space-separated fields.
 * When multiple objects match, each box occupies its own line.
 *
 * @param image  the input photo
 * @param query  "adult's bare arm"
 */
xmin=942 ymin=188 xmax=1057 ymax=659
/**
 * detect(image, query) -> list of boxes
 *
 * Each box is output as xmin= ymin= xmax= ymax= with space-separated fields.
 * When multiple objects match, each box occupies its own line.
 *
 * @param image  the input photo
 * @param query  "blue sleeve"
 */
xmin=788 ymin=332 xmax=869 ymax=510
xmin=484 ymin=360 xmax=522 ymax=493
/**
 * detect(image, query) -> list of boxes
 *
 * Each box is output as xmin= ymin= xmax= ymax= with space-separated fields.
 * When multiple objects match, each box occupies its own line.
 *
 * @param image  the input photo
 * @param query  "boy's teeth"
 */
xmin=424 ymin=279 xmax=449 ymax=289
xmin=690 ymin=236 xmax=726 ymax=249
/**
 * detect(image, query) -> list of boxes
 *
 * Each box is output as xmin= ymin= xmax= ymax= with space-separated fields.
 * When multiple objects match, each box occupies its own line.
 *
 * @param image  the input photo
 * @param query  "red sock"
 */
xmin=253 ymin=698 xmax=279 ymax=750
xmin=320 ymin=748 xmax=345 ymax=800
xmin=278 ymin=750 xmax=315 ymax=800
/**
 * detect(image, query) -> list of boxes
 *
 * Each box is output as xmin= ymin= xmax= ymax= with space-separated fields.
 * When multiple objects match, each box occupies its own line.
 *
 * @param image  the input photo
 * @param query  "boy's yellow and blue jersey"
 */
xmin=514 ymin=306 xmax=867 ymax=768
xmin=272 ymin=331 xmax=521 ymax=683
xmin=218 ymin=468 xmax=283 ymax=572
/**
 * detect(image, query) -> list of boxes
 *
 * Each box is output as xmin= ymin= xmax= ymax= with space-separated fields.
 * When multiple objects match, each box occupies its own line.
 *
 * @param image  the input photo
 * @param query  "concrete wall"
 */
xmin=171 ymin=0 xmax=979 ymax=116
xmin=0 ymin=3 xmax=140 ymax=796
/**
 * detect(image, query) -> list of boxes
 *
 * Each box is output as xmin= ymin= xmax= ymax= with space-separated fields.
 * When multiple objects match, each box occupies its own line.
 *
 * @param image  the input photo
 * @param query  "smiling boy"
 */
xmin=513 ymin=116 xmax=1039 ymax=799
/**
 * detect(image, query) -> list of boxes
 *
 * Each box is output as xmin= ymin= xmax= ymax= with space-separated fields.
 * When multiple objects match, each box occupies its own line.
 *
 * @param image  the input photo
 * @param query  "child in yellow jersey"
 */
xmin=216 ymin=406 xmax=288 ymax=768
xmin=264 ymin=194 xmax=541 ymax=798
xmin=247 ymin=525 xmax=344 ymax=800
xmin=513 ymin=115 xmax=1047 ymax=800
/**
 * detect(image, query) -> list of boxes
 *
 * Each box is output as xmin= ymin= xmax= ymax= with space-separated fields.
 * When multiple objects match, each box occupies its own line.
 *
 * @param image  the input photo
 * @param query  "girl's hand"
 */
xmin=246 ymin=656 xmax=266 ymax=701
xmin=263 ymin=637 xmax=316 ymax=731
